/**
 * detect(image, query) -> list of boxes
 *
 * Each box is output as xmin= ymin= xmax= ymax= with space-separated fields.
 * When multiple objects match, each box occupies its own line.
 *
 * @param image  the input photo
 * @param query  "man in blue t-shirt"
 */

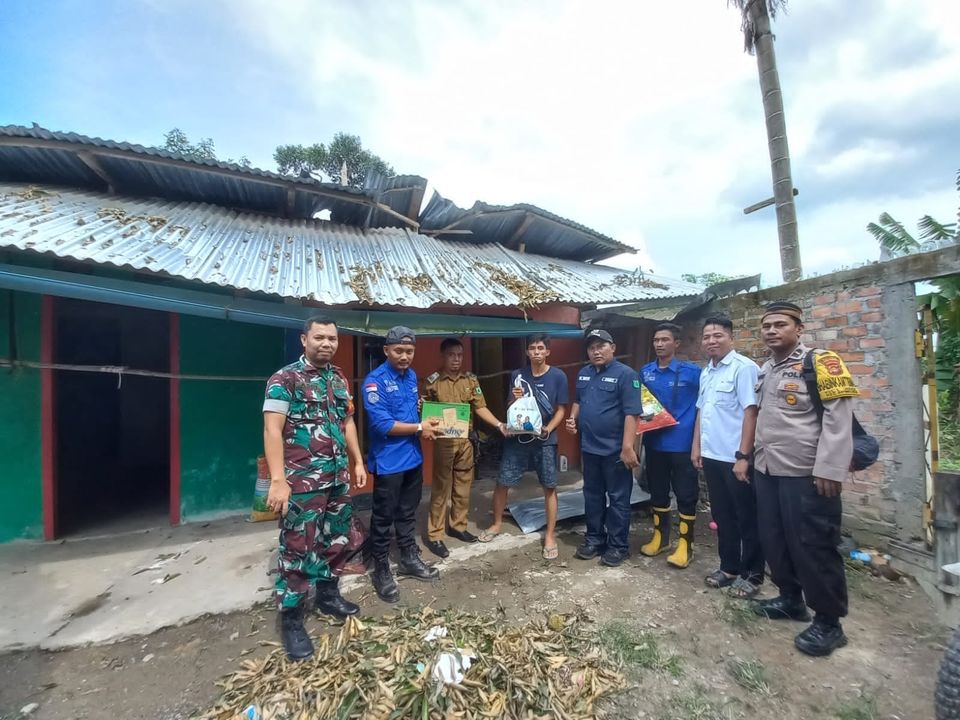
xmin=479 ymin=334 xmax=569 ymax=559
xmin=638 ymin=322 xmax=702 ymax=569
xmin=566 ymin=329 xmax=643 ymax=567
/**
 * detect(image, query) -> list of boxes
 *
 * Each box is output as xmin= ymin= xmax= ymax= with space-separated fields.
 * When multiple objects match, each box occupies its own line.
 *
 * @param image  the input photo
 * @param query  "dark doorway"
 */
xmin=54 ymin=299 xmax=170 ymax=536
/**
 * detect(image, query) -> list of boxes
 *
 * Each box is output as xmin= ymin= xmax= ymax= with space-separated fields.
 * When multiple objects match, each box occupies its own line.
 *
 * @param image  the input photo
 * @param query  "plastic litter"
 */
xmin=432 ymin=650 xmax=475 ymax=685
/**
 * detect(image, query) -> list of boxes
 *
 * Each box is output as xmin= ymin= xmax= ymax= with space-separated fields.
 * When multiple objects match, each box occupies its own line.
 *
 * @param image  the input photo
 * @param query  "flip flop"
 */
xmin=542 ymin=545 xmax=559 ymax=560
xmin=704 ymin=570 xmax=737 ymax=589
xmin=728 ymin=577 xmax=761 ymax=599
xmin=478 ymin=529 xmax=501 ymax=543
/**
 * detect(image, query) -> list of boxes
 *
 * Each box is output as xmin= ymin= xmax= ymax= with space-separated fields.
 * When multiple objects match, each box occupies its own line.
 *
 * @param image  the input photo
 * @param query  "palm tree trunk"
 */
xmin=749 ymin=0 xmax=801 ymax=282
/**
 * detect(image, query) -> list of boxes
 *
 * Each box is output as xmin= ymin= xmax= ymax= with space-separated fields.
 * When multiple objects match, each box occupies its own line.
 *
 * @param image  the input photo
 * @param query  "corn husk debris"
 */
xmin=197 ymin=606 xmax=624 ymax=720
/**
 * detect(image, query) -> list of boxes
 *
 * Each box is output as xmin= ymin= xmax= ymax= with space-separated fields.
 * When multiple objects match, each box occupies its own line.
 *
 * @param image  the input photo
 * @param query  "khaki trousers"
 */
xmin=429 ymin=439 xmax=474 ymax=540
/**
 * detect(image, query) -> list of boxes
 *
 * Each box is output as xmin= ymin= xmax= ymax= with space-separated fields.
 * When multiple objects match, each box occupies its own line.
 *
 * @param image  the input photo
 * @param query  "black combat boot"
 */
xmin=371 ymin=558 xmax=400 ymax=603
xmin=794 ymin=616 xmax=848 ymax=657
xmin=279 ymin=606 xmax=314 ymax=661
xmin=315 ymin=578 xmax=360 ymax=619
xmin=397 ymin=546 xmax=440 ymax=581
xmin=752 ymin=595 xmax=811 ymax=621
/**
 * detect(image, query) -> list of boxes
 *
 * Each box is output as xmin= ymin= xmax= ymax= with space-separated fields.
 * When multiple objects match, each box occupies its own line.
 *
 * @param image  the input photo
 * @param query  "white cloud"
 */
xmin=219 ymin=0 xmax=959 ymax=285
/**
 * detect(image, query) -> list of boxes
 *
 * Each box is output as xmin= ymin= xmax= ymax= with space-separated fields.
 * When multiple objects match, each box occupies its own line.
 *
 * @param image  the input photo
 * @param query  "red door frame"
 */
xmin=40 ymin=295 xmax=57 ymax=540
xmin=169 ymin=313 xmax=181 ymax=525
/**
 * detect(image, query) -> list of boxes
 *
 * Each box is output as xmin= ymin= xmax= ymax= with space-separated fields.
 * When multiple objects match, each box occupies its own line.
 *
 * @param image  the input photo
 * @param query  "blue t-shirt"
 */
xmin=507 ymin=366 xmax=570 ymax=446
xmin=640 ymin=358 xmax=702 ymax=453
xmin=362 ymin=362 xmax=422 ymax=475
xmin=575 ymin=360 xmax=643 ymax=456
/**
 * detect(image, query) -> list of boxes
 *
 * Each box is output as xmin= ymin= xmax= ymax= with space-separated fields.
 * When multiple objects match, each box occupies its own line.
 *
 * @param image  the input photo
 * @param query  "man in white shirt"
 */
xmin=692 ymin=316 xmax=763 ymax=599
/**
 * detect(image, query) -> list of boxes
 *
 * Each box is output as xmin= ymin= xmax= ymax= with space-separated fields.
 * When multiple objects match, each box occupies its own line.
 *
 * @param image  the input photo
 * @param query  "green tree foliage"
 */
xmin=274 ymin=132 xmax=394 ymax=188
xmin=680 ymin=272 xmax=736 ymax=286
xmin=160 ymin=128 xmax=251 ymax=168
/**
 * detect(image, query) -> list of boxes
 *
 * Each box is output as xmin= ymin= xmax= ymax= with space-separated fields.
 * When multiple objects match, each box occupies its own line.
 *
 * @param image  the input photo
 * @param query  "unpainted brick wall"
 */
xmin=677 ymin=280 xmax=919 ymax=547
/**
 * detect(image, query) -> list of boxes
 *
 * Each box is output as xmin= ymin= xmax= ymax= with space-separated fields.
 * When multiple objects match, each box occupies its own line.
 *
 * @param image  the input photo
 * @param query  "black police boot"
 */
xmin=371 ymin=558 xmax=400 ymax=603
xmin=398 ymin=546 xmax=440 ymax=581
xmin=794 ymin=616 xmax=848 ymax=657
xmin=315 ymin=578 xmax=359 ymax=619
xmin=279 ymin=606 xmax=314 ymax=661
xmin=574 ymin=542 xmax=605 ymax=560
xmin=752 ymin=595 xmax=811 ymax=621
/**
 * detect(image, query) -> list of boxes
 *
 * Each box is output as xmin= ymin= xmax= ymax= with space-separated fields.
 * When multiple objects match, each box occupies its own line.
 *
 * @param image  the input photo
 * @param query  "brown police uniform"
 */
xmin=422 ymin=371 xmax=486 ymax=541
xmin=754 ymin=343 xmax=857 ymax=622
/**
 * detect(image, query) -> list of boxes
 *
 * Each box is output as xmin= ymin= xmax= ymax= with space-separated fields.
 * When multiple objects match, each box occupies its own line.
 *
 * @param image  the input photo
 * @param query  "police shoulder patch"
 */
xmin=632 ymin=379 xmax=640 ymax=388
xmin=426 ymin=372 xmax=440 ymax=383
xmin=814 ymin=350 xmax=859 ymax=401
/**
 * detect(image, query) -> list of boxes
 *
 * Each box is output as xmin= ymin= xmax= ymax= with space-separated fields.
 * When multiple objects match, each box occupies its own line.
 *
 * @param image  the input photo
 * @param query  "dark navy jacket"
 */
xmin=575 ymin=360 xmax=643 ymax=456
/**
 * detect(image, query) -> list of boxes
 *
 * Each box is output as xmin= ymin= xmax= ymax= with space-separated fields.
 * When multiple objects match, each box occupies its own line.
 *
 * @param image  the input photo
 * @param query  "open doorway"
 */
xmin=54 ymin=299 xmax=170 ymax=536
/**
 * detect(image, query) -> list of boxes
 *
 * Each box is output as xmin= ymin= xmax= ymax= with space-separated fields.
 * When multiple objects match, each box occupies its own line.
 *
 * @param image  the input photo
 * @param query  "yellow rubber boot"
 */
xmin=667 ymin=513 xmax=696 ymax=569
xmin=640 ymin=507 xmax=672 ymax=557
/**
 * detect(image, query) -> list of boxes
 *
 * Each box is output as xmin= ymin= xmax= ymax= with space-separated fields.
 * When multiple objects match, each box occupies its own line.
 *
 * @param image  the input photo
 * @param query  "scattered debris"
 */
xmin=397 ymin=272 xmax=435 ymax=294
xmin=474 ymin=262 xmax=561 ymax=311
xmin=199 ymin=606 xmax=624 ymax=720
xmin=142 ymin=654 xmax=155 ymax=663
xmin=345 ymin=264 xmax=377 ymax=304
xmin=151 ymin=573 xmax=181 ymax=585
xmin=19 ymin=702 xmax=40 ymax=716
xmin=15 ymin=186 xmax=57 ymax=201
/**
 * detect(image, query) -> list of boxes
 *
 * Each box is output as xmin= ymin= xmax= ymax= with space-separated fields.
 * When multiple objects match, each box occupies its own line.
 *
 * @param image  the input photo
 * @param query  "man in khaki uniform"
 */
xmin=422 ymin=338 xmax=505 ymax=558
xmin=752 ymin=301 xmax=858 ymax=658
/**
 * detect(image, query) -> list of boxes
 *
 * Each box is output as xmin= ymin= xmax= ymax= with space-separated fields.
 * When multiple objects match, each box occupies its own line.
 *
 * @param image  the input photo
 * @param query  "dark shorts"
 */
xmin=498 ymin=441 xmax=558 ymax=488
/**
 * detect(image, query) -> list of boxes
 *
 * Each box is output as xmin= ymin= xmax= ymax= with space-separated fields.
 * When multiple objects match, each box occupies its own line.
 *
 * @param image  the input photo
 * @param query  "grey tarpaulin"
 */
xmin=507 ymin=485 xmax=651 ymax=534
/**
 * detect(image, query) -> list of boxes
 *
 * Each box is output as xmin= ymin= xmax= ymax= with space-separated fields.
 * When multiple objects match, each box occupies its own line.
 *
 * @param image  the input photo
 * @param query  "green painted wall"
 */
xmin=0 ymin=291 xmax=43 ymax=541
xmin=179 ymin=316 xmax=285 ymax=519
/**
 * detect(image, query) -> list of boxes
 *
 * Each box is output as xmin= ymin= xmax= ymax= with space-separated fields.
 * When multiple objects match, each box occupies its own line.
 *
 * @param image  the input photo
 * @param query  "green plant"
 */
xmin=728 ymin=658 xmax=772 ymax=695
xmin=598 ymin=621 xmax=683 ymax=677
xmin=667 ymin=685 xmax=737 ymax=720
xmin=715 ymin=598 xmax=761 ymax=634
xmin=833 ymin=695 xmax=879 ymax=720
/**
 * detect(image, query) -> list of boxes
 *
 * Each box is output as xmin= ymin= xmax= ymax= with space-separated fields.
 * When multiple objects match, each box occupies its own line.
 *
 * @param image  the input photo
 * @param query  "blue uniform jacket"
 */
xmin=575 ymin=359 xmax=643 ymax=456
xmin=640 ymin=358 xmax=701 ymax=452
xmin=362 ymin=363 xmax=422 ymax=475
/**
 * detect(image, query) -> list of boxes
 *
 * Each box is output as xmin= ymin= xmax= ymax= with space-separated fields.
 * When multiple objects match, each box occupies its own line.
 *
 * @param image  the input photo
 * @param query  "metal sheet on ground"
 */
xmin=507 ymin=485 xmax=651 ymax=534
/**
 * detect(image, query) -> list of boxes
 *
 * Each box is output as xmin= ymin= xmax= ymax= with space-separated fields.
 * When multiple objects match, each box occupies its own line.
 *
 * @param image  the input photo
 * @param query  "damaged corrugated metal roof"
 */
xmin=0 ymin=184 xmax=702 ymax=308
xmin=0 ymin=124 xmax=421 ymax=225
xmin=419 ymin=191 xmax=635 ymax=263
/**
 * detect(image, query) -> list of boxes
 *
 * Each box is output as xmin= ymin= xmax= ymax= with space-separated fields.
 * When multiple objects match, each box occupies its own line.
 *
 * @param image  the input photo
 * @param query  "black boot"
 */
xmin=398 ymin=546 xmax=440 ymax=581
xmin=752 ymin=594 xmax=811 ymax=621
xmin=315 ymin=578 xmax=360 ymax=619
xmin=794 ymin=616 xmax=848 ymax=657
xmin=371 ymin=558 xmax=400 ymax=603
xmin=279 ymin=607 xmax=314 ymax=661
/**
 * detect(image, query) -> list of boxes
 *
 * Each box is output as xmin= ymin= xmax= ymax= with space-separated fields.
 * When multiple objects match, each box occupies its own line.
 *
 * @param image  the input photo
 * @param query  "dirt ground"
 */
xmin=0 ymin=511 xmax=947 ymax=720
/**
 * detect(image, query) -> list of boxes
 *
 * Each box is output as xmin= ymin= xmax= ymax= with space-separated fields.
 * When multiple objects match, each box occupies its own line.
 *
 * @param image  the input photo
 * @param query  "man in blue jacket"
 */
xmin=362 ymin=326 xmax=441 ymax=603
xmin=638 ymin=322 xmax=702 ymax=568
xmin=565 ymin=329 xmax=642 ymax=567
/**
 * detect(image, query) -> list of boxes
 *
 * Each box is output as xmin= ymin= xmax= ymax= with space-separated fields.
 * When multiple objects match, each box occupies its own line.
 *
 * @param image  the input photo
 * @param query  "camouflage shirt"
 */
xmin=263 ymin=356 xmax=354 ymax=493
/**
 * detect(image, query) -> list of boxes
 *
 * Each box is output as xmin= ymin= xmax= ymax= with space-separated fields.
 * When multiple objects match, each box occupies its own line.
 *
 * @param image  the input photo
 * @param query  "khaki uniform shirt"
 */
xmin=754 ymin=343 xmax=856 ymax=482
xmin=422 ymin=371 xmax=487 ymax=434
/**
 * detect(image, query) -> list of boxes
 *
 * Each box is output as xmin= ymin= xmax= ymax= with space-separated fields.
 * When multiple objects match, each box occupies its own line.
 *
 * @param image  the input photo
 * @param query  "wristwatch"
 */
xmin=416 ymin=422 xmax=423 ymax=434
xmin=734 ymin=451 xmax=752 ymax=461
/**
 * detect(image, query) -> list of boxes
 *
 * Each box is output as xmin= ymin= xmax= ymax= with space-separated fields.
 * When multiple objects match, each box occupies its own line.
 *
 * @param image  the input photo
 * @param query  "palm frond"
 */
xmin=918 ymin=215 xmax=958 ymax=243
xmin=728 ymin=0 xmax=789 ymax=53
xmin=867 ymin=212 xmax=919 ymax=256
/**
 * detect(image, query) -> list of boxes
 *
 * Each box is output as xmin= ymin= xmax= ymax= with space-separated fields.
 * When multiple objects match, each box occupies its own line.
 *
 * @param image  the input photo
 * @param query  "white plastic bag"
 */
xmin=505 ymin=377 xmax=543 ymax=435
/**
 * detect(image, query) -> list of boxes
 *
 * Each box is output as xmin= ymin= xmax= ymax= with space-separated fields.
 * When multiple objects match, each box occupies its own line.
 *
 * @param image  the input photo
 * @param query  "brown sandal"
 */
xmin=704 ymin=570 xmax=736 ymax=589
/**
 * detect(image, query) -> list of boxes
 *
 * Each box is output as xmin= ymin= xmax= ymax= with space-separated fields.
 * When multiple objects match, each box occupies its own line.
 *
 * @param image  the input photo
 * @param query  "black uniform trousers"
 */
xmin=645 ymin=448 xmax=699 ymax=516
xmin=370 ymin=464 xmax=423 ymax=560
xmin=755 ymin=471 xmax=848 ymax=620
xmin=704 ymin=458 xmax=765 ymax=583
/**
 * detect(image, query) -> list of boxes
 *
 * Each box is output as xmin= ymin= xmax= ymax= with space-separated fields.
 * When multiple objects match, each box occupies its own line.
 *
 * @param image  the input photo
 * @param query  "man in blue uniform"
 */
xmin=362 ymin=326 xmax=441 ymax=603
xmin=638 ymin=322 xmax=702 ymax=569
xmin=565 ymin=329 xmax=643 ymax=567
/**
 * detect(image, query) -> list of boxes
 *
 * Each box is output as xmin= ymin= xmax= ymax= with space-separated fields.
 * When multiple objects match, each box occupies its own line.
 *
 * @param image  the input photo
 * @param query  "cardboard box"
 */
xmin=422 ymin=401 xmax=471 ymax=439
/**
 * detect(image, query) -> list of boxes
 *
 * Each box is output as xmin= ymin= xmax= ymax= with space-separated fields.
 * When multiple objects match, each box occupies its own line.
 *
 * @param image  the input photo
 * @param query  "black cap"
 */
xmin=585 ymin=328 xmax=614 ymax=345
xmin=761 ymin=301 xmax=803 ymax=322
xmin=384 ymin=326 xmax=416 ymax=346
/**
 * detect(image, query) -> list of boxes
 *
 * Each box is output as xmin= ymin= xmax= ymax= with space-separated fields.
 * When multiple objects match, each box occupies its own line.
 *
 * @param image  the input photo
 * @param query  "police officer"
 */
xmin=362 ymin=326 xmax=442 ymax=603
xmin=263 ymin=315 xmax=367 ymax=661
xmin=565 ymin=329 xmax=643 ymax=567
xmin=752 ymin=301 xmax=858 ymax=657
xmin=638 ymin=322 xmax=702 ymax=568
xmin=421 ymin=338 xmax=505 ymax=558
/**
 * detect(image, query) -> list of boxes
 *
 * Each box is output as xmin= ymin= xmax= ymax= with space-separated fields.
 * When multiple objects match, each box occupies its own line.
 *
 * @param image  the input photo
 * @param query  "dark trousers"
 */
xmin=703 ymin=458 xmax=764 ymax=583
xmin=582 ymin=452 xmax=633 ymax=552
xmin=645 ymin=448 xmax=699 ymax=516
xmin=755 ymin=471 xmax=848 ymax=620
xmin=370 ymin=464 xmax=423 ymax=560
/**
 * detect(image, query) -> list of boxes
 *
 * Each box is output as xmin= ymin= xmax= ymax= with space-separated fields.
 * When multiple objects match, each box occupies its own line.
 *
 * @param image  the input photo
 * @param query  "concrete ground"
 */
xmin=0 ymin=464 xmax=583 ymax=652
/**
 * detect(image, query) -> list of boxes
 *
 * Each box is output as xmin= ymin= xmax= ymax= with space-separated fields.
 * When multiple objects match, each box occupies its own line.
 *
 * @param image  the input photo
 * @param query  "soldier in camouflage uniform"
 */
xmin=263 ymin=315 xmax=367 ymax=661
xmin=421 ymin=338 xmax=505 ymax=558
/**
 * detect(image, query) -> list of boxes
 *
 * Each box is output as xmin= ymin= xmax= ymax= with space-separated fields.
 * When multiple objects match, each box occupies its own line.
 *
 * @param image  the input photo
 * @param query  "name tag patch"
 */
xmin=578 ymin=376 xmax=591 ymax=382
xmin=602 ymin=376 xmax=618 ymax=384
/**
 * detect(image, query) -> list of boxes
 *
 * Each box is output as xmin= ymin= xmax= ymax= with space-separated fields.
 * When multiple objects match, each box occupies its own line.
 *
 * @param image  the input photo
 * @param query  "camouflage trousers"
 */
xmin=275 ymin=482 xmax=353 ymax=610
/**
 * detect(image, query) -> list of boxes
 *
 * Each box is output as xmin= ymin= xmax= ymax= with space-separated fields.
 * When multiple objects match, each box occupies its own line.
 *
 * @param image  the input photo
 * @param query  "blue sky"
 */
xmin=2 ymin=0 xmax=958 ymax=284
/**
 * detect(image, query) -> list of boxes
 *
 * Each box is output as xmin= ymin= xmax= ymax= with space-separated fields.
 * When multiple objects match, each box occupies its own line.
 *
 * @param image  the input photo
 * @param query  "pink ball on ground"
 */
xmin=709 ymin=520 xmax=718 ymax=531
